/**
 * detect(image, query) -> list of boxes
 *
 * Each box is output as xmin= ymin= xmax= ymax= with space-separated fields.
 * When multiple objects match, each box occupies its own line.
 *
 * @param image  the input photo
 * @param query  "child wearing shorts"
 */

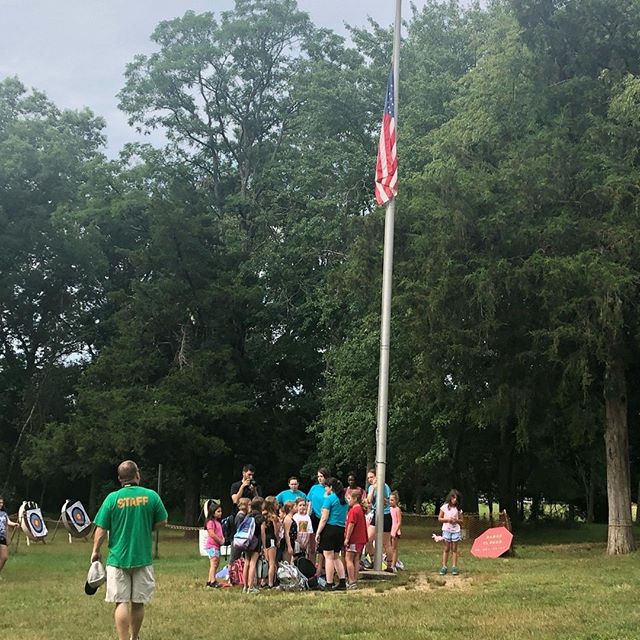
xmin=205 ymin=503 xmax=224 ymax=587
xmin=344 ymin=488 xmax=367 ymax=589
xmin=438 ymin=489 xmax=462 ymax=576
xmin=293 ymin=498 xmax=313 ymax=558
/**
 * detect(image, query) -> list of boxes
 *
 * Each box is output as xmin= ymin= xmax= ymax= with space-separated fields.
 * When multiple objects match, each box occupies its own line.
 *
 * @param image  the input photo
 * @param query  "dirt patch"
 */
xmin=366 ymin=571 xmax=476 ymax=596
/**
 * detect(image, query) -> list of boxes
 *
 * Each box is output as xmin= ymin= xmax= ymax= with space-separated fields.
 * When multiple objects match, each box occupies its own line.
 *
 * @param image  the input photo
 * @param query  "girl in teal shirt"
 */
xmin=315 ymin=478 xmax=348 ymax=591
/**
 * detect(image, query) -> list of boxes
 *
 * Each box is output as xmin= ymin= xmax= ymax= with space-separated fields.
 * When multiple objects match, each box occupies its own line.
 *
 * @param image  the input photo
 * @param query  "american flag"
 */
xmin=375 ymin=68 xmax=398 ymax=205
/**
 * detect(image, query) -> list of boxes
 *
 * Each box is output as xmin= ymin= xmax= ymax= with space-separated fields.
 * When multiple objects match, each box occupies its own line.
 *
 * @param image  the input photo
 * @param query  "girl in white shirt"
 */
xmin=292 ymin=498 xmax=313 ymax=558
xmin=438 ymin=489 xmax=462 ymax=576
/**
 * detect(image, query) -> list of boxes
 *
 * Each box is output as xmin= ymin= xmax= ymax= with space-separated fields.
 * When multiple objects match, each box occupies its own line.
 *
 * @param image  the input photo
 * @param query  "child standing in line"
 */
xmin=243 ymin=498 xmax=265 ymax=593
xmin=365 ymin=469 xmax=392 ymax=565
xmin=345 ymin=472 xmax=364 ymax=502
xmin=307 ymin=468 xmax=330 ymax=576
xmin=389 ymin=491 xmax=402 ymax=573
xmin=261 ymin=496 xmax=281 ymax=588
xmin=361 ymin=497 xmax=374 ymax=569
xmin=343 ymin=488 xmax=367 ymax=589
xmin=205 ymin=502 xmax=225 ymax=588
xmin=229 ymin=497 xmax=250 ymax=565
xmin=293 ymin=497 xmax=314 ymax=558
xmin=438 ymin=489 xmax=462 ymax=576
xmin=280 ymin=501 xmax=297 ymax=563
xmin=236 ymin=497 xmax=250 ymax=523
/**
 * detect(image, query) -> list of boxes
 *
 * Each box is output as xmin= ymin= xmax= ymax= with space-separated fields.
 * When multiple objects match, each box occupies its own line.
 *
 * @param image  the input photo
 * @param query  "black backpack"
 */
xmin=295 ymin=556 xmax=317 ymax=589
xmin=294 ymin=556 xmax=316 ymax=579
xmin=221 ymin=514 xmax=237 ymax=545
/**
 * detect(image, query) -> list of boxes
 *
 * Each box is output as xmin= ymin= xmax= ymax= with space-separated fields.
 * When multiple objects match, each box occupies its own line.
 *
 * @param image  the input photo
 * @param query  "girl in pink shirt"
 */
xmin=438 ymin=489 xmax=462 ymax=576
xmin=389 ymin=491 xmax=402 ymax=573
xmin=205 ymin=503 xmax=224 ymax=587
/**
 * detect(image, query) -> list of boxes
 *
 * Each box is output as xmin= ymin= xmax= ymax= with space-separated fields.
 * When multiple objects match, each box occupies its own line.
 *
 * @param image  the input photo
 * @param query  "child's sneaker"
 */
xmin=451 ymin=566 xmax=459 ymax=576
xmin=438 ymin=566 xmax=448 ymax=576
xmin=333 ymin=580 xmax=347 ymax=591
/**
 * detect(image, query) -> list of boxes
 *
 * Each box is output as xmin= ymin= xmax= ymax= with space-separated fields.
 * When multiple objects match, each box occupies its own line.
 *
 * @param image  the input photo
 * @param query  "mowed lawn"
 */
xmin=3 ymin=519 xmax=640 ymax=640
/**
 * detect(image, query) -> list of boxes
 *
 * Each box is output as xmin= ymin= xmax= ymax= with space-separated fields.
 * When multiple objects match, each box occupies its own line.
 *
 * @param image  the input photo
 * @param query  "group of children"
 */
xmin=203 ymin=470 xmax=463 ymax=592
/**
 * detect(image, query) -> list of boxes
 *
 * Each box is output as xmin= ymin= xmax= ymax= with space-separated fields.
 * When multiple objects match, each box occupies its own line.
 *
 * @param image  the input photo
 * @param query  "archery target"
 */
xmin=28 ymin=510 xmax=45 ymax=535
xmin=19 ymin=502 xmax=48 ymax=540
xmin=62 ymin=500 xmax=92 ymax=537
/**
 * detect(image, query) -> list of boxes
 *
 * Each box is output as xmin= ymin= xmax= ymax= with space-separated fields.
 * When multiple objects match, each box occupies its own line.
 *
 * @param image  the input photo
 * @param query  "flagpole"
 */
xmin=374 ymin=0 xmax=401 ymax=573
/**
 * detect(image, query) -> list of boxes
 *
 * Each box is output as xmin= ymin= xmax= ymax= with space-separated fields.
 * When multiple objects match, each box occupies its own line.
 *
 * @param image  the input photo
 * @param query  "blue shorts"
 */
xmin=206 ymin=547 xmax=221 ymax=558
xmin=442 ymin=530 xmax=461 ymax=543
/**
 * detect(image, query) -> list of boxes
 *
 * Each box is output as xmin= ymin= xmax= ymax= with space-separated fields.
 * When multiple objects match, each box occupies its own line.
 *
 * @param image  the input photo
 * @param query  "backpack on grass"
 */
xmin=229 ymin=558 xmax=245 ymax=586
xmin=277 ymin=561 xmax=308 ymax=591
xmin=294 ymin=556 xmax=316 ymax=579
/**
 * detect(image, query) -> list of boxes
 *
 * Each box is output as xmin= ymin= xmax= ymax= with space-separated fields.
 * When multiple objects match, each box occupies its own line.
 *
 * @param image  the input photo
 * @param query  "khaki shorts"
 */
xmin=105 ymin=565 xmax=155 ymax=604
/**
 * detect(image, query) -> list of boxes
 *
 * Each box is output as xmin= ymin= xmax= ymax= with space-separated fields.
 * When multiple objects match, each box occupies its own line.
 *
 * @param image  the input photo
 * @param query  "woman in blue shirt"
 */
xmin=306 ymin=468 xmax=330 ymax=528
xmin=306 ymin=467 xmax=330 ymax=573
xmin=315 ymin=478 xmax=348 ymax=591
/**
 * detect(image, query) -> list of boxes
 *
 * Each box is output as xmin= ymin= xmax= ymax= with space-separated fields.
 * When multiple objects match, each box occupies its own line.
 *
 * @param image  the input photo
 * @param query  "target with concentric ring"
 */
xmin=28 ymin=511 xmax=44 ymax=535
xmin=71 ymin=506 xmax=87 ymax=526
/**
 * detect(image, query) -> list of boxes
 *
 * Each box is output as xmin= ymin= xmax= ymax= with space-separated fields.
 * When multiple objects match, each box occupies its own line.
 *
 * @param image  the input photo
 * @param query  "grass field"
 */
xmin=3 ymin=519 xmax=640 ymax=640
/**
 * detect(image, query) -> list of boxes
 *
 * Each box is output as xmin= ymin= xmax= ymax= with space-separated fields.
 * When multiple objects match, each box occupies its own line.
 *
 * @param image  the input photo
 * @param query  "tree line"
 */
xmin=2 ymin=0 xmax=640 ymax=553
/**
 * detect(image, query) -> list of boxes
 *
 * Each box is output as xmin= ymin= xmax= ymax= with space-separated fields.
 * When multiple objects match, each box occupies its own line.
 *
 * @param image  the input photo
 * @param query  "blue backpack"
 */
xmin=232 ymin=514 xmax=257 ymax=551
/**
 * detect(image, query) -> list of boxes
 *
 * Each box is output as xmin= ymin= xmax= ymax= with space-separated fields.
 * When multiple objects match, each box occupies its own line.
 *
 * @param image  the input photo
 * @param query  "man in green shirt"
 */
xmin=91 ymin=460 xmax=167 ymax=640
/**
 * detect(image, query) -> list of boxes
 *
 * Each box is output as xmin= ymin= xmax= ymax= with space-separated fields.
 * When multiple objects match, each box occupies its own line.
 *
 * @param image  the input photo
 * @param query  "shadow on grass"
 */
xmin=514 ymin=522 xmax=612 ymax=546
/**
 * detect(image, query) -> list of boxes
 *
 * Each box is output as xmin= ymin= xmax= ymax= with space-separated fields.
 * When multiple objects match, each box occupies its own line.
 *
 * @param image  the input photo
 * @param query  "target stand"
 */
xmin=58 ymin=499 xmax=94 ymax=543
xmin=18 ymin=501 xmax=49 ymax=546
xmin=7 ymin=515 xmax=22 ymax=553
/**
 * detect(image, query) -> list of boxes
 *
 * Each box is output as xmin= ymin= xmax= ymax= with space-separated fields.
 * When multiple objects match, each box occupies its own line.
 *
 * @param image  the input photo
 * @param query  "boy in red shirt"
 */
xmin=344 ymin=488 xmax=368 ymax=589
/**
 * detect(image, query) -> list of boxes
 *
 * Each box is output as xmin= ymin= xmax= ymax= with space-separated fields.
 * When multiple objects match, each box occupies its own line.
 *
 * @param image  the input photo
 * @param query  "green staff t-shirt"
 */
xmin=94 ymin=485 xmax=168 ymax=569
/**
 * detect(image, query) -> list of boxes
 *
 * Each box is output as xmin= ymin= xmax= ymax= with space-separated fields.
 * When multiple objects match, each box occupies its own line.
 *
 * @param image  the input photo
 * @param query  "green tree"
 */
xmin=0 ymin=77 xmax=106 ymax=498
xmin=107 ymin=0 xmax=379 ymax=507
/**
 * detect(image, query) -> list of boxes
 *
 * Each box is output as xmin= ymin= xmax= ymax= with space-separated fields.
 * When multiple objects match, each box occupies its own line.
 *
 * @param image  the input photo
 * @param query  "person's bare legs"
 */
xmin=314 ymin=539 xmax=325 ymax=575
xmin=441 ymin=541 xmax=450 ymax=569
xmin=390 ymin=536 xmax=398 ymax=569
xmin=130 ymin=602 xmax=145 ymax=640
xmin=345 ymin=551 xmax=356 ymax=583
xmin=247 ymin=553 xmax=259 ymax=588
xmin=0 ymin=544 xmax=8 ymax=574
xmin=114 ymin=603 xmax=130 ymax=640
xmin=243 ymin=554 xmax=250 ymax=586
xmin=383 ymin=532 xmax=391 ymax=563
xmin=366 ymin=525 xmax=375 ymax=558
xmin=208 ymin=555 xmax=219 ymax=584
xmin=451 ymin=541 xmax=458 ymax=567
xmin=265 ymin=546 xmax=277 ymax=587
xmin=323 ymin=550 xmax=335 ymax=585
xmin=334 ymin=554 xmax=346 ymax=580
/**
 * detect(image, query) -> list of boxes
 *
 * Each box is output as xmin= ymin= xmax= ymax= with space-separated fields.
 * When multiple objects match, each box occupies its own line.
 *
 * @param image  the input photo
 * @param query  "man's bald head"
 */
xmin=117 ymin=460 xmax=140 ymax=484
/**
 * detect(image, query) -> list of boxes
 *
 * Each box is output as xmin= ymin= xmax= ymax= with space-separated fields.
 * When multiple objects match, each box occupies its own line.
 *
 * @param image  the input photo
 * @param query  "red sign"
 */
xmin=471 ymin=526 xmax=513 ymax=558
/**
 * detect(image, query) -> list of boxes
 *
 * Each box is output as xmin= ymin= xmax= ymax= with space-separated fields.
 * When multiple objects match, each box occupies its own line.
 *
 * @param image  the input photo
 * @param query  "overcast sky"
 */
xmin=0 ymin=0 xmax=428 ymax=156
